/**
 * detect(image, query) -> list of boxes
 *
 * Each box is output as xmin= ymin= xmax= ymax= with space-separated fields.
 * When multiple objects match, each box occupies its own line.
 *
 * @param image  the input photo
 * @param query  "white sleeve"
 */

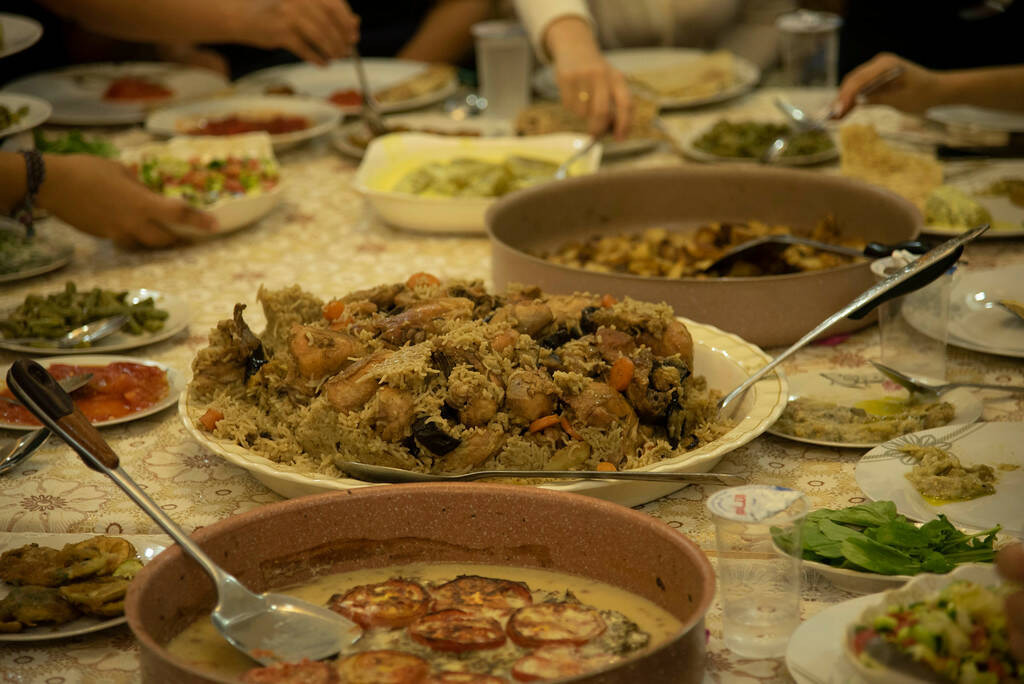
xmin=512 ymin=0 xmax=595 ymax=63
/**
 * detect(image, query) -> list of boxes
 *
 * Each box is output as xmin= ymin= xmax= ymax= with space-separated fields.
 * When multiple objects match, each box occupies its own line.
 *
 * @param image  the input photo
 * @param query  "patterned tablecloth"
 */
xmin=1 ymin=88 xmax=1022 ymax=683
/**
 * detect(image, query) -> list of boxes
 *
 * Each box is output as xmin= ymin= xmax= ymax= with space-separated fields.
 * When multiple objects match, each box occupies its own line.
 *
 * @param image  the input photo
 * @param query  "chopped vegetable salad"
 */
xmin=130 ymin=155 xmax=279 ymax=207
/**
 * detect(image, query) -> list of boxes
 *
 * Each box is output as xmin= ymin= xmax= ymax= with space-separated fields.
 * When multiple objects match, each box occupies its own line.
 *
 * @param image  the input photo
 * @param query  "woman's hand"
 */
xmin=544 ymin=16 xmax=631 ymax=139
xmin=997 ymin=543 xmax=1024 ymax=661
xmin=237 ymin=0 xmax=360 ymax=65
xmin=38 ymin=155 xmax=216 ymax=249
xmin=832 ymin=53 xmax=941 ymax=117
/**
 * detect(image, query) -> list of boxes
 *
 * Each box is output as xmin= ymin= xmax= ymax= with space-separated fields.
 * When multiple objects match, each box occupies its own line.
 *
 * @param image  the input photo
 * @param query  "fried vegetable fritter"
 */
xmin=59 ymin=577 xmax=131 ymax=617
xmin=0 ymin=585 xmax=79 ymax=631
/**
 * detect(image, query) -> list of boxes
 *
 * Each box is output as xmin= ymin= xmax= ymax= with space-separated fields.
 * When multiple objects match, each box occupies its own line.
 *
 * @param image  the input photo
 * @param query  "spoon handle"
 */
xmin=460 ymin=470 xmax=744 ymax=485
xmin=945 ymin=382 xmax=1024 ymax=394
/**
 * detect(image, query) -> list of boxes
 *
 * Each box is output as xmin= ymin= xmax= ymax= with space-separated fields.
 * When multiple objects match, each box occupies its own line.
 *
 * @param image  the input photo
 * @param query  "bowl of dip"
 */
xmin=126 ymin=484 xmax=714 ymax=683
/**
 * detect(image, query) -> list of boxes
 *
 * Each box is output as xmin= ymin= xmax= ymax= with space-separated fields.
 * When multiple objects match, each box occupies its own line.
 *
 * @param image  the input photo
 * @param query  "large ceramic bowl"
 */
xmin=486 ymin=166 xmax=923 ymax=347
xmin=126 ymin=484 xmax=715 ymax=683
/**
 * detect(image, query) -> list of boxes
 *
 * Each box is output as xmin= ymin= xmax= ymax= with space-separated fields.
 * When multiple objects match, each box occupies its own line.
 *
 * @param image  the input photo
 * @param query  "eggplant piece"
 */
xmin=579 ymin=306 xmax=600 ymax=334
xmin=539 ymin=327 xmax=573 ymax=349
xmin=432 ymin=350 xmax=455 ymax=378
xmin=232 ymin=304 xmax=269 ymax=382
xmin=245 ymin=346 xmax=269 ymax=382
xmin=660 ymin=357 xmax=691 ymax=382
xmin=412 ymin=416 xmax=461 ymax=455
xmin=665 ymin=398 xmax=687 ymax=448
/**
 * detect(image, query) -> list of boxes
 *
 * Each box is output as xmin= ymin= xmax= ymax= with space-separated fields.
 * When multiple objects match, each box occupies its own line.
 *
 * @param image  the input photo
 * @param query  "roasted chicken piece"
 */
xmin=289 ymin=324 xmax=365 ymax=380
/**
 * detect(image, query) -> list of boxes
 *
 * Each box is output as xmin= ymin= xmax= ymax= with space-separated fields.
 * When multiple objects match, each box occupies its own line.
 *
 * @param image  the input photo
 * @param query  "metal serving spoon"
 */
xmin=351 ymin=47 xmax=389 ymax=136
xmin=704 ymin=236 xmax=929 ymax=275
xmin=1 ymin=314 xmax=128 ymax=349
xmin=717 ymin=224 xmax=990 ymax=415
xmin=337 ymin=461 xmax=744 ymax=485
xmin=554 ymin=137 xmax=598 ymax=180
xmin=6 ymin=359 xmax=361 ymax=666
xmin=871 ymin=360 xmax=1024 ymax=402
xmin=0 ymin=373 xmax=94 ymax=476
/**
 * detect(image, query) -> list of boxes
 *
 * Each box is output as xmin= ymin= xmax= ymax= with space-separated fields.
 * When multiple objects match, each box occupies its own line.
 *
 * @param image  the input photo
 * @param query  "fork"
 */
xmin=351 ymin=48 xmax=389 ymax=136
xmin=870 ymin=360 xmax=1024 ymax=401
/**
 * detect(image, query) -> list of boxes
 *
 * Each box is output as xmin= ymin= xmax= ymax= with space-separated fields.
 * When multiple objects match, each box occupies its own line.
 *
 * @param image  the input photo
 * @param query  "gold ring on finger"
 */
xmin=577 ymin=91 xmax=591 ymax=103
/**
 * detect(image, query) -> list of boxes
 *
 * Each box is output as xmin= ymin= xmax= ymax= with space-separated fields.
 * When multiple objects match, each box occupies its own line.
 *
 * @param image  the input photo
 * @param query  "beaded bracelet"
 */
xmin=14 ymin=149 xmax=46 ymax=237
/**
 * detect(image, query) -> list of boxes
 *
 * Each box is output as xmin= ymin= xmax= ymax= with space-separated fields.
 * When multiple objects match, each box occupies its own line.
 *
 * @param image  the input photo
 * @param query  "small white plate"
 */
xmin=856 ymin=422 xmax=1024 ymax=537
xmin=786 ymin=593 xmax=878 ymax=684
xmin=923 ymin=162 xmax=1024 ymax=237
xmin=0 ymin=13 xmax=42 ymax=59
xmin=120 ymin=133 xmax=283 ymax=239
xmin=769 ymin=370 xmax=982 ymax=448
xmin=927 ymin=104 xmax=1024 ymax=133
xmin=913 ymin=264 xmax=1024 ymax=358
xmin=0 ymin=93 xmax=51 ymax=138
xmin=804 ymin=559 xmax=912 ymax=596
xmin=0 ymin=219 xmax=73 ymax=284
xmin=352 ymin=132 xmax=602 ymax=233
xmin=676 ymin=119 xmax=838 ymax=167
xmin=0 ymin=288 xmax=189 ymax=354
xmin=234 ymin=58 xmax=457 ymax=114
xmin=532 ymin=48 xmax=760 ymax=110
xmin=3 ymin=62 xmax=229 ymax=126
xmin=332 ymin=113 xmax=512 ymax=159
xmin=145 ymin=95 xmax=340 ymax=150
xmin=0 ymin=355 xmax=185 ymax=430
xmin=0 ymin=533 xmax=168 ymax=641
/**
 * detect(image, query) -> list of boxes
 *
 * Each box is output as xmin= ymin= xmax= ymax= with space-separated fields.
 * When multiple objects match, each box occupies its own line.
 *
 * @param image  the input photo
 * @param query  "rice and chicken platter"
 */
xmin=188 ymin=276 xmax=729 ymax=477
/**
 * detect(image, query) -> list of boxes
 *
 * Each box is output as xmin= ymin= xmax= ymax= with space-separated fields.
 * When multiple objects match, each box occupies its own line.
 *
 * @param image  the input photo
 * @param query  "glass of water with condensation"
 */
xmin=706 ymin=485 xmax=808 ymax=658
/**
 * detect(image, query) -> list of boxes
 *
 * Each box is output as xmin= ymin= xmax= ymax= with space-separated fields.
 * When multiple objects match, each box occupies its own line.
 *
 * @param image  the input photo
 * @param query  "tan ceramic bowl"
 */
xmin=126 ymin=484 xmax=715 ymax=683
xmin=487 ymin=166 xmax=923 ymax=347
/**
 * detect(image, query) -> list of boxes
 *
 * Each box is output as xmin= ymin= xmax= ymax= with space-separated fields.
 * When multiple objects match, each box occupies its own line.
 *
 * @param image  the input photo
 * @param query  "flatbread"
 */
xmin=838 ymin=124 xmax=943 ymax=210
xmin=374 ymin=64 xmax=455 ymax=104
xmin=514 ymin=98 xmax=659 ymax=140
xmin=626 ymin=50 xmax=736 ymax=100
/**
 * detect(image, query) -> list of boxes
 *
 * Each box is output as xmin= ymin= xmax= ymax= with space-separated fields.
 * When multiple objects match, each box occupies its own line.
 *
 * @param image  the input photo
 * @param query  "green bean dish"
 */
xmin=693 ymin=120 xmax=835 ymax=159
xmin=0 ymin=282 xmax=168 ymax=340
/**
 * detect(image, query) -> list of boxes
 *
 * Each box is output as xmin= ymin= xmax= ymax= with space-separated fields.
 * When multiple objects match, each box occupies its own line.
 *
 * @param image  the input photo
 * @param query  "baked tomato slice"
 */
xmin=507 ymin=603 xmax=606 ymax=648
xmin=335 ymin=650 xmax=430 ymax=684
xmin=328 ymin=579 xmax=430 ymax=629
xmin=240 ymin=659 xmax=338 ymax=684
xmin=510 ymin=646 xmax=618 ymax=682
xmin=430 ymin=576 xmax=532 ymax=621
xmin=424 ymin=673 xmax=508 ymax=684
xmin=409 ymin=609 xmax=506 ymax=652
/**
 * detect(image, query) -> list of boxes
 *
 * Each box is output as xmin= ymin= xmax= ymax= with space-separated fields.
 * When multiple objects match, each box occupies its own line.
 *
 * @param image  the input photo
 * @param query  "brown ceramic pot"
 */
xmin=126 ymin=484 xmax=715 ymax=683
xmin=486 ymin=165 xmax=923 ymax=347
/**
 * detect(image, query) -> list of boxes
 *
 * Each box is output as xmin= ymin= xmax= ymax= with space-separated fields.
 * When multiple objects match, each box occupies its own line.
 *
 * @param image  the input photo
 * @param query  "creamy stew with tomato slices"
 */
xmin=166 ymin=562 xmax=682 ymax=683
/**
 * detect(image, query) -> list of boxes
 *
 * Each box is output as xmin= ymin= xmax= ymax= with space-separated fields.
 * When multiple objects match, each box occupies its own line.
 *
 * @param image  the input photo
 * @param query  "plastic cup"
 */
xmin=471 ymin=20 xmax=532 ymax=119
xmin=775 ymin=10 xmax=842 ymax=87
xmin=706 ymin=485 xmax=807 ymax=658
xmin=871 ymin=252 xmax=953 ymax=381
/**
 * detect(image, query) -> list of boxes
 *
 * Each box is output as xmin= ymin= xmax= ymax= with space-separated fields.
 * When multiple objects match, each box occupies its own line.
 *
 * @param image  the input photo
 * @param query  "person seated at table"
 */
xmin=1 ymin=0 xmax=360 ymax=85
xmin=1 ymin=150 xmax=214 ymax=249
xmin=514 ymin=0 xmax=794 ymax=139
xmin=997 ymin=543 xmax=1024 ymax=660
xmin=212 ymin=0 xmax=493 ymax=79
xmin=832 ymin=52 xmax=1024 ymax=117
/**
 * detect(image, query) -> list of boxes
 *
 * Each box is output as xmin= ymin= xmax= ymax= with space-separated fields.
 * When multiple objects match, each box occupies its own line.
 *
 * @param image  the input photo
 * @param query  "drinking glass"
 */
xmin=471 ymin=20 xmax=532 ymax=119
xmin=775 ymin=10 xmax=843 ymax=87
xmin=707 ymin=485 xmax=807 ymax=658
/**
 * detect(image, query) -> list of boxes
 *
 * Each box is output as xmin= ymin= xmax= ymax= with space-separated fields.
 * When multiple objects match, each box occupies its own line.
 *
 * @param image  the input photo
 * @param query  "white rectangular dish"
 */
xmin=352 ymin=132 xmax=602 ymax=234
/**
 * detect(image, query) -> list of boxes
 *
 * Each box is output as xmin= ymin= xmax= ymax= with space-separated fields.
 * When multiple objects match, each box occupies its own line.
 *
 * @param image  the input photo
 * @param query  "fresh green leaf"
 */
xmin=827 ymin=501 xmax=899 ymax=527
xmin=870 ymin=519 xmax=931 ymax=549
xmin=841 ymin=536 xmax=921 ymax=575
xmin=920 ymin=551 xmax=955 ymax=574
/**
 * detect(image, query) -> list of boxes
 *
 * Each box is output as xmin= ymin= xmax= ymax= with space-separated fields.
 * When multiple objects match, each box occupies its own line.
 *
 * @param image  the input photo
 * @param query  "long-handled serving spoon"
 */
xmin=6 ymin=359 xmax=361 ymax=666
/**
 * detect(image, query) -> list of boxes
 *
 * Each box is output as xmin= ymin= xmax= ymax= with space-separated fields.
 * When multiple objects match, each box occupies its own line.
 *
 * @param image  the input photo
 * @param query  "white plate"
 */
xmin=927 ymin=104 xmax=1024 ymax=133
xmin=352 ymin=133 xmax=603 ymax=233
xmin=0 ymin=13 xmax=42 ymax=59
xmin=787 ymin=593 xmax=878 ymax=684
xmin=856 ymin=422 xmax=1024 ymax=537
xmin=181 ymin=317 xmax=787 ymax=506
xmin=0 ymin=219 xmax=73 ymax=284
xmin=532 ymin=48 xmax=760 ymax=110
xmin=0 ymin=354 xmax=184 ymax=430
xmin=938 ymin=265 xmax=1024 ymax=358
xmin=0 ymin=533 xmax=168 ymax=642
xmin=0 ymin=288 xmax=189 ymax=354
xmin=3 ymin=62 xmax=229 ymax=125
xmin=803 ymin=559 xmax=912 ymax=596
xmin=768 ymin=370 xmax=982 ymax=448
xmin=923 ymin=162 xmax=1024 ymax=237
xmin=234 ymin=58 xmax=458 ymax=114
xmin=841 ymin=564 xmax=1002 ymax=684
xmin=0 ymin=93 xmax=51 ymax=138
xmin=145 ymin=95 xmax=340 ymax=151
xmin=120 ymin=133 xmax=283 ymax=239
xmin=675 ymin=119 xmax=838 ymax=167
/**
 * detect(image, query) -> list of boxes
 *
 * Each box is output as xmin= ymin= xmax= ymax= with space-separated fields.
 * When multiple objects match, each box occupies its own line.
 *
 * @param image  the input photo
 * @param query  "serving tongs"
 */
xmin=704 ymin=236 xmax=929 ymax=276
xmin=717 ymin=224 xmax=990 ymax=414
xmin=6 ymin=359 xmax=361 ymax=665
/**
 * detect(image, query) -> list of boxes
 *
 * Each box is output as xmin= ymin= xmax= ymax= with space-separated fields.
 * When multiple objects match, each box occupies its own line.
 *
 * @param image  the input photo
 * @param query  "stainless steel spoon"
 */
xmin=1 ymin=314 xmax=128 ymax=349
xmin=351 ymin=47 xmax=389 ymax=136
xmin=6 ymin=359 xmax=361 ymax=666
xmin=555 ymin=137 xmax=598 ymax=180
xmin=337 ymin=461 xmax=744 ymax=485
xmin=704 ymin=236 xmax=929 ymax=275
xmin=871 ymin=360 xmax=1024 ymax=401
xmin=0 ymin=373 xmax=94 ymax=477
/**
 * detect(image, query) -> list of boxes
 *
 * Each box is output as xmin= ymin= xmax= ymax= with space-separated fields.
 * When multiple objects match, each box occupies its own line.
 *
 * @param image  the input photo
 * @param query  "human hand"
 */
xmin=544 ymin=16 xmax=631 ymax=139
xmin=38 ymin=155 xmax=217 ymax=249
xmin=832 ymin=53 xmax=941 ymax=117
xmin=997 ymin=543 xmax=1024 ymax=661
xmin=238 ymin=0 xmax=360 ymax=65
